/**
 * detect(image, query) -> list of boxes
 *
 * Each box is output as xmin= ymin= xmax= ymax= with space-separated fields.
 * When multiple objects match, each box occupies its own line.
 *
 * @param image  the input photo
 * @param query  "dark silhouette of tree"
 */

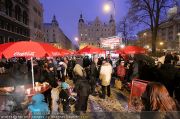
xmin=118 ymin=16 xmax=134 ymax=45
xmin=128 ymin=0 xmax=173 ymax=53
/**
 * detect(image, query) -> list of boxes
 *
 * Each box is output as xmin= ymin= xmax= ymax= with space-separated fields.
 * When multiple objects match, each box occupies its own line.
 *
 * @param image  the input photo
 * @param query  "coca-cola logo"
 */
xmin=13 ymin=52 xmax=35 ymax=57
xmin=52 ymin=52 xmax=61 ymax=56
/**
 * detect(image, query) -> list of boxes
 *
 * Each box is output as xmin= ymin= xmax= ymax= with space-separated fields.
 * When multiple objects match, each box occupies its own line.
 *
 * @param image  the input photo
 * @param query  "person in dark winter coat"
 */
xmin=106 ymin=54 xmax=112 ymax=66
xmin=172 ymin=52 xmax=179 ymax=66
xmin=89 ymin=57 xmax=99 ymax=95
xmin=67 ymin=59 xmax=76 ymax=80
xmin=47 ymin=65 xmax=57 ymax=87
xmin=159 ymin=62 xmax=180 ymax=97
xmin=19 ymin=62 xmax=28 ymax=81
xmin=83 ymin=56 xmax=91 ymax=68
xmin=57 ymin=62 xmax=65 ymax=81
xmin=164 ymin=52 xmax=173 ymax=64
xmin=75 ymin=76 xmax=91 ymax=114
xmin=44 ymin=65 xmax=57 ymax=108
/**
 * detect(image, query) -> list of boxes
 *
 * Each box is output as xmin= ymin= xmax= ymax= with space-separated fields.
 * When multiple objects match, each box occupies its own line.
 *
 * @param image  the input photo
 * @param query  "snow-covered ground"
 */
xmin=65 ymin=79 xmax=140 ymax=119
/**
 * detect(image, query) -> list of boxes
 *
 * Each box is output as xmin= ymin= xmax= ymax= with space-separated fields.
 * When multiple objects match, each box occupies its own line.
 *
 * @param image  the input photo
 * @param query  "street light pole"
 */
xmin=108 ymin=0 xmax=115 ymax=18
xmin=178 ymin=33 xmax=180 ymax=49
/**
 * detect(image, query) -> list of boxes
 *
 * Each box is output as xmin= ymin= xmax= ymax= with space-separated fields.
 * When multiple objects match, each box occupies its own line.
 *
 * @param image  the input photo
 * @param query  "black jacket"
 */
xmin=75 ymin=77 xmax=91 ymax=97
xmin=159 ymin=63 xmax=180 ymax=96
xmin=164 ymin=54 xmax=173 ymax=64
xmin=59 ymin=89 xmax=70 ymax=105
xmin=90 ymin=62 xmax=99 ymax=79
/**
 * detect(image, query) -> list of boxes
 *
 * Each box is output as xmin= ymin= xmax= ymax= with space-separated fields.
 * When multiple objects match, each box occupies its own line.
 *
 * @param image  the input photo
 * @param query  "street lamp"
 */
xmin=177 ymin=33 xmax=180 ymax=49
xmin=160 ymin=42 xmax=164 ymax=46
xmin=145 ymin=45 xmax=150 ymax=49
xmin=103 ymin=0 xmax=116 ymax=17
xmin=103 ymin=3 xmax=111 ymax=13
xmin=120 ymin=44 xmax=125 ymax=48
xmin=75 ymin=37 xmax=79 ymax=42
xmin=143 ymin=32 xmax=147 ymax=47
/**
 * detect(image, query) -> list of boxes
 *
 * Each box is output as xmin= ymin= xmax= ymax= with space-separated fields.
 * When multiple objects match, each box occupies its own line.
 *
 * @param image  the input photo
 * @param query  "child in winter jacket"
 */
xmin=28 ymin=93 xmax=49 ymax=119
xmin=59 ymin=82 xmax=71 ymax=113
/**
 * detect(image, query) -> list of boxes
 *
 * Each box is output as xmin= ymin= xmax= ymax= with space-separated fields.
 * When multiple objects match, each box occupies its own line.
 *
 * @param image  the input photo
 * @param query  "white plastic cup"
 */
xmin=35 ymin=82 xmax=39 ymax=86
xmin=43 ymin=83 xmax=46 ymax=87
xmin=26 ymin=89 xmax=31 ymax=95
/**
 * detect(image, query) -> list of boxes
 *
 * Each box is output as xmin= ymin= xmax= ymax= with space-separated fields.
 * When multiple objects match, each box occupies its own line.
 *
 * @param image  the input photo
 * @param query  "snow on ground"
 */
xmin=66 ymin=79 xmax=140 ymax=119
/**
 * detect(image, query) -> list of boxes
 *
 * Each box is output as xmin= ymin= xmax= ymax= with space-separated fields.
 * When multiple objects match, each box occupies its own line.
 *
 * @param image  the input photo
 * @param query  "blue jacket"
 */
xmin=28 ymin=94 xmax=49 ymax=119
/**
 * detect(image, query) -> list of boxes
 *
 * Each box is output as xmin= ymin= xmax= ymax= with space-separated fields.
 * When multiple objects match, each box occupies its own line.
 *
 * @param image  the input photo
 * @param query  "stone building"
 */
xmin=137 ymin=4 xmax=180 ymax=50
xmin=28 ymin=0 xmax=44 ymax=42
xmin=44 ymin=15 xmax=75 ymax=50
xmin=78 ymin=14 xmax=116 ymax=49
xmin=0 ymin=0 xmax=30 ymax=44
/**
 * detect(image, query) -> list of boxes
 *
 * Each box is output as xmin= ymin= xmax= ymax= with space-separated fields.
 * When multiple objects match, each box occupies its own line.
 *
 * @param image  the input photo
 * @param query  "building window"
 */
xmin=15 ymin=5 xmax=22 ymax=21
xmin=5 ymin=0 xmax=13 ymax=17
xmin=34 ymin=22 xmax=37 ymax=28
xmin=9 ymin=38 xmax=14 ymax=42
xmin=7 ymin=23 xmax=11 ymax=30
xmin=23 ymin=11 xmax=28 ymax=25
xmin=22 ymin=0 xmax=28 ymax=4
xmin=38 ymin=11 xmax=41 ymax=17
xmin=33 ymin=7 xmax=37 ymax=13
xmin=0 ymin=20 xmax=4 ymax=29
xmin=11 ymin=25 xmax=14 ymax=32
xmin=0 ymin=36 xmax=4 ymax=44
xmin=38 ymin=25 xmax=41 ymax=30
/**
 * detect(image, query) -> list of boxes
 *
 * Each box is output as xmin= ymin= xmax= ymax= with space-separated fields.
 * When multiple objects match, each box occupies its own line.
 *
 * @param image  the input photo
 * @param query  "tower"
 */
xmin=78 ymin=14 xmax=85 ymax=41
xmin=109 ymin=14 xmax=116 ymax=35
xmin=52 ymin=15 xmax=59 ymax=26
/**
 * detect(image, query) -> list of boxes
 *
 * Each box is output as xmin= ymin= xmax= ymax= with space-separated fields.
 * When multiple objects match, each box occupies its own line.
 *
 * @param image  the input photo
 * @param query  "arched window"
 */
xmin=15 ymin=5 xmax=21 ymax=21
xmin=23 ymin=11 xmax=28 ymax=25
xmin=5 ymin=0 xmax=13 ymax=17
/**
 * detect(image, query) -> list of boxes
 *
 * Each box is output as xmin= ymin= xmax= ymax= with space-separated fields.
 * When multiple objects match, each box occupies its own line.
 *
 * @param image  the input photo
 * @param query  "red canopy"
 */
xmin=76 ymin=45 xmax=105 ymax=54
xmin=58 ymin=49 xmax=74 ymax=56
xmin=0 ymin=41 xmax=63 ymax=59
xmin=116 ymin=46 xmax=146 ymax=54
xmin=0 ymin=43 xmax=14 ymax=59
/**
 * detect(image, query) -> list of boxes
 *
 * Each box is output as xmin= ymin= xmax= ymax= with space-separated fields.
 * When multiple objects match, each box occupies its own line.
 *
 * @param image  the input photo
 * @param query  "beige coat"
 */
xmin=99 ymin=62 xmax=112 ymax=86
xmin=73 ymin=64 xmax=86 ymax=77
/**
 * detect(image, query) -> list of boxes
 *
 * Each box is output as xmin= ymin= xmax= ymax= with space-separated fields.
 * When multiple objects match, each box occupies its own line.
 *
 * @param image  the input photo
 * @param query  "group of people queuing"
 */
xmin=0 ymin=51 xmax=180 ymax=118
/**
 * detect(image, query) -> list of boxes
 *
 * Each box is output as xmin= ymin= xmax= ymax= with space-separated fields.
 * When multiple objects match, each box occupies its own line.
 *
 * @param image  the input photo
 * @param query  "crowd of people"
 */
xmin=0 ymin=51 xmax=180 ymax=118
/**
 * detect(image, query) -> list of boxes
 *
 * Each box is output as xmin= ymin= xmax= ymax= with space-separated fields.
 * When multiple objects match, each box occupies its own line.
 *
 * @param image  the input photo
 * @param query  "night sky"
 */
xmin=40 ymin=0 xmax=128 ymax=45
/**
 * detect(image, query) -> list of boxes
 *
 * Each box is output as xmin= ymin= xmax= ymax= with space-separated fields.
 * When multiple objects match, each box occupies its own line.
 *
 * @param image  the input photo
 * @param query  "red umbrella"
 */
xmin=76 ymin=45 xmax=105 ymax=54
xmin=0 ymin=41 xmax=63 ymax=88
xmin=116 ymin=46 xmax=146 ymax=54
xmin=0 ymin=43 xmax=14 ymax=59
xmin=0 ymin=41 xmax=63 ymax=58
xmin=58 ymin=49 xmax=73 ymax=56
xmin=40 ymin=42 xmax=65 ymax=57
